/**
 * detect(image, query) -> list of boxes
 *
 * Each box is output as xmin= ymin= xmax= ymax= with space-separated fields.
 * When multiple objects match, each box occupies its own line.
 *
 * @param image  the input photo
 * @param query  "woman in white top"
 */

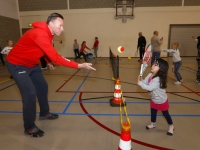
xmin=162 ymin=42 xmax=182 ymax=85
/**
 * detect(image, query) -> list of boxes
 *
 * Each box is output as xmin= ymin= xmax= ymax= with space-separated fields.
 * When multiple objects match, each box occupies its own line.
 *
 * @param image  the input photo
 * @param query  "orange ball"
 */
xmin=118 ymin=46 xmax=124 ymax=53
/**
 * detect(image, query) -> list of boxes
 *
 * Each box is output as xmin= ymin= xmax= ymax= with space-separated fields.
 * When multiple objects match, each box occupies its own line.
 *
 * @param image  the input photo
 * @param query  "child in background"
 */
xmin=73 ymin=39 xmax=80 ymax=60
xmin=79 ymin=41 xmax=91 ymax=62
xmin=162 ymin=42 xmax=183 ymax=85
xmin=1 ymin=40 xmax=13 ymax=55
xmin=92 ymin=37 xmax=99 ymax=59
xmin=0 ymin=46 xmax=5 ymax=66
xmin=1 ymin=40 xmax=13 ymax=78
xmin=137 ymin=58 xmax=174 ymax=136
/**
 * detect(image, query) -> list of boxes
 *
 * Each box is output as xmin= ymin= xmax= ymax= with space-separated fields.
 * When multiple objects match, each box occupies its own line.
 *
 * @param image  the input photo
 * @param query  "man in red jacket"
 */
xmin=6 ymin=13 xmax=96 ymax=137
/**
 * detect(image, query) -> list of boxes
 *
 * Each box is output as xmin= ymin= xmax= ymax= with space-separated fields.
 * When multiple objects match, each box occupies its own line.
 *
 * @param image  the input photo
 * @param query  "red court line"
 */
xmin=182 ymin=66 xmax=197 ymax=72
xmin=168 ymin=76 xmax=200 ymax=97
xmin=55 ymin=69 xmax=80 ymax=92
xmin=79 ymin=92 xmax=173 ymax=150
xmin=57 ymin=90 xmax=200 ymax=94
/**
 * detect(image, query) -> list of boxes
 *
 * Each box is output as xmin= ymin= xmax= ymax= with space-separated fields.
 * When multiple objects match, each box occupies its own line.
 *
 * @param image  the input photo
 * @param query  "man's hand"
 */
xmin=47 ymin=63 xmax=56 ymax=70
xmin=78 ymin=63 xmax=96 ymax=71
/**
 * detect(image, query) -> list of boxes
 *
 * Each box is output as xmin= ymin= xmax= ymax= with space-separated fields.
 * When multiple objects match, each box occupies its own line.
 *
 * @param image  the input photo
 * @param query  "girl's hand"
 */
xmin=137 ymin=75 xmax=142 ymax=85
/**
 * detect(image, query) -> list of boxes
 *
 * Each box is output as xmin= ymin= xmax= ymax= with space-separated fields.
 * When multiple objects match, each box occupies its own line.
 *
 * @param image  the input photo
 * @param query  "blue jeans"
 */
xmin=74 ymin=49 xmax=80 ymax=59
xmin=151 ymin=52 xmax=160 ymax=65
xmin=6 ymin=61 xmax=49 ymax=130
xmin=174 ymin=61 xmax=182 ymax=82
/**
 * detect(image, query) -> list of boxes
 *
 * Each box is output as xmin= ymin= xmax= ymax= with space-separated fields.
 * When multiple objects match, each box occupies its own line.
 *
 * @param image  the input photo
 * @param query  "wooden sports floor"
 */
xmin=0 ymin=57 xmax=200 ymax=150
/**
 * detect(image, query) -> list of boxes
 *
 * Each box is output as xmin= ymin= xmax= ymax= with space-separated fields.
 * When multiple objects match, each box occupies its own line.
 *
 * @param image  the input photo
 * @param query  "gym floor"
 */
xmin=0 ymin=57 xmax=200 ymax=150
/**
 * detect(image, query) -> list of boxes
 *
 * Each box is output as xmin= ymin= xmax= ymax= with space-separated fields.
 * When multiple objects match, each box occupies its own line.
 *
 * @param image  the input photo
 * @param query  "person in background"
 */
xmin=162 ymin=42 xmax=183 ymax=85
xmin=6 ymin=13 xmax=96 ymax=138
xmin=73 ymin=39 xmax=79 ymax=60
xmin=1 ymin=40 xmax=14 ymax=78
xmin=0 ymin=46 xmax=5 ymax=66
xmin=138 ymin=58 xmax=174 ymax=136
xmin=92 ymin=37 xmax=99 ymax=59
xmin=192 ymin=35 xmax=200 ymax=84
xmin=151 ymin=31 xmax=163 ymax=65
xmin=137 ymin=32 xmax=146 ymax=62
xmin=79 ymin=41 xmax=91 ymax=62
xmin=1 ymin=40 xmax=13 ymax=55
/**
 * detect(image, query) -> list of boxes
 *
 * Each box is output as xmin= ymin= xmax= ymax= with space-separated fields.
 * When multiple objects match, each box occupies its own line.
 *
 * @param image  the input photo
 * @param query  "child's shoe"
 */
xmin=167 ymin=125 xmax=174 ymax=136
xmin=174 ymin=81 xmax=181 ymax=85
xmin=146 ymin=122 xmax=156 ymax=130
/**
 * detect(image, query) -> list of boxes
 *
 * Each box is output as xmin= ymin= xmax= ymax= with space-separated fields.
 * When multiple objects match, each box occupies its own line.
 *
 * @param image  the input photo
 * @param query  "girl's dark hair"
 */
xmin=152 ymin=58 xmax=169 ymax=89
xmin=81 ymin=41 xmax=86 ymax=46
xmin=47 ymin=13 xmax=64 ymax=24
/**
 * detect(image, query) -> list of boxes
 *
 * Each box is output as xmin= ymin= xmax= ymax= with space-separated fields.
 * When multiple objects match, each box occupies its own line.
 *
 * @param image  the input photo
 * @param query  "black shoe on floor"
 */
xmin=39 ymin=113 xmax=59 ymax=120
xmin=24 ymin=126 xmax=44 ymax=137
xmin=167 ymin=128 xmax=174 ymax=136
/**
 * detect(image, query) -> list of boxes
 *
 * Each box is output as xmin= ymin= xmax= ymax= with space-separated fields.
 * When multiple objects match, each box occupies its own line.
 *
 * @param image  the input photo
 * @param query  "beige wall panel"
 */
xmin=19 ymin=6 xmax=200 ymax=57
xmin=20 ymin=15 xmax=42 ymax=28
xmin=0 ymin=0 xmax=18 ymax=19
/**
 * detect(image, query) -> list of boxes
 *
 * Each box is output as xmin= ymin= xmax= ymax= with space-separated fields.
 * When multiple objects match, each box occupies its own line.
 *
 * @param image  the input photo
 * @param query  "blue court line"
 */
xmin=0 ymin=110 xmax=200 ymax=117
xmin=0 ymin=99 xmax=200 ymax=104
xmin=62 ymin=64 xmax=96 ymax=114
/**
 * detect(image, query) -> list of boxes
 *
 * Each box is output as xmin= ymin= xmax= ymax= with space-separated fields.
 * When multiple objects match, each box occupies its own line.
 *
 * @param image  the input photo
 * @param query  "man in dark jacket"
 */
xmin=137 ymin=32 xmax=146 ymax=62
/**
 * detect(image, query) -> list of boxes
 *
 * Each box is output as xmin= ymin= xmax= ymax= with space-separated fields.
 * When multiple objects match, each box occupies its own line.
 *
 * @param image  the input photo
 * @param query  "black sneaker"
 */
xmin=39 ymin=113 xmax=59 ymax=120
xmin=24 ymin=126 xmax=44 ymax=137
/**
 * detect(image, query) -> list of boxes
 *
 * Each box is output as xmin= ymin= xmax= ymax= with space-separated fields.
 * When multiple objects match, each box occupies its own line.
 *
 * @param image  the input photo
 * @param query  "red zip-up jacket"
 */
xmin=7 ymin=21 xmax=78 ymax=68
xmin=79 ymin=45 xmax=90 ymax=53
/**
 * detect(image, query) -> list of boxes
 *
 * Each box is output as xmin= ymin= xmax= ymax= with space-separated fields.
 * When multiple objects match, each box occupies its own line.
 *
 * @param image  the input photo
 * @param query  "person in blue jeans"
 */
xmin=162 ymin=42 xmax=183 ymax=85
xmin=151 ymin=31 xmax=163 ymax=65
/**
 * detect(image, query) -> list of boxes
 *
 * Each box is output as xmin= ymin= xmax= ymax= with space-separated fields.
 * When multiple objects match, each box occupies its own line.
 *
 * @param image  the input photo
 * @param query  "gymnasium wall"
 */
xmin=18 ymin=0 xmax=200 ymax=11
xmin=19 ymin=6 xmax=200 ymax=57
xmin=0 ymin=0 xmax=20 ymax=47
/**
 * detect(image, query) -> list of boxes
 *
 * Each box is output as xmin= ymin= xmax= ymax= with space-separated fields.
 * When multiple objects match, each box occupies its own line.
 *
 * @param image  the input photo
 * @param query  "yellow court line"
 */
xmin=0 ymin=79 xmax=11 ymax=84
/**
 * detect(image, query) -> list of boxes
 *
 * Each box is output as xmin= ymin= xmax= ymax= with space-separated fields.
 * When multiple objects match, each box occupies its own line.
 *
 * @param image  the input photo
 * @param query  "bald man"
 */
xmin=151 ymin=31 xmax=163 ymax=65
